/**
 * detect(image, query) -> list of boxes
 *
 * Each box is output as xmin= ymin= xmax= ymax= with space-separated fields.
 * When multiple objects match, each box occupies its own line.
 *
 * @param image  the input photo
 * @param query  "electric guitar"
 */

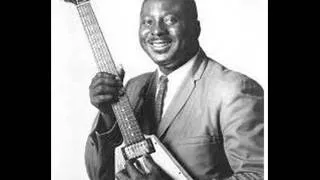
xmin=64 ymin=0 xmax=192 ymax=179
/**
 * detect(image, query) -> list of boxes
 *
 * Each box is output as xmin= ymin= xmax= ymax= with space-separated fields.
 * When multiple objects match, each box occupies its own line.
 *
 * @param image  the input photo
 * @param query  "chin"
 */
xmin=150 ymin=53 xmax=172 ymax=63
xmin=145 ymin=46 xmax=177 ymax=66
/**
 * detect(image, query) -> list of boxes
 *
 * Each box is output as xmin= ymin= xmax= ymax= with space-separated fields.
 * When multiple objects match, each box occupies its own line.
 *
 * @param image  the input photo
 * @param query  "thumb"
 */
xmin=125 ymin=159 xmax=142 ymax=179
xmin=116 ymin=64 xmax=125 ymax=81
xmin=143 ymin=154 xmax=159 ymax=172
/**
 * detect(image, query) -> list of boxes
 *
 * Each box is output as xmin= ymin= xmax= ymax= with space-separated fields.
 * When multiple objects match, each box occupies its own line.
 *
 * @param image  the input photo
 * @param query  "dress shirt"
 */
xmin=156 ymin=50 xmax=200 ymax=117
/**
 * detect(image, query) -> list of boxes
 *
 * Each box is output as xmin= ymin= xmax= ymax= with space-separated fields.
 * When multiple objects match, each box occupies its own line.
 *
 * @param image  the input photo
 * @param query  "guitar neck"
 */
xmin=76 ymin=1 xmax=144 ymax=145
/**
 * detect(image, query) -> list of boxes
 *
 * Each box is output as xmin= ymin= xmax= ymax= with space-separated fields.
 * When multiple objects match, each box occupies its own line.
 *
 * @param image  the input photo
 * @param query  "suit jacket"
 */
xmin=85 ymin=49 xmax=264 ymax=180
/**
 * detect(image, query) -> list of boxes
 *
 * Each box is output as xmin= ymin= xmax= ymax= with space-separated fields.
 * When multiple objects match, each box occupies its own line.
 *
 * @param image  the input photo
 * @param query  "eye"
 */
xmin=164 ymin=15 xmax=178 ymax=26
xmin=142 ymin=18 xmax=153 ymax=26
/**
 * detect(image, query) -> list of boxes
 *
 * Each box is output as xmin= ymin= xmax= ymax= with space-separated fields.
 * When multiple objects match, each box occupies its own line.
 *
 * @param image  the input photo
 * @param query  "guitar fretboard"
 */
xmin=77 ymin=2 xmax=144 ymax=145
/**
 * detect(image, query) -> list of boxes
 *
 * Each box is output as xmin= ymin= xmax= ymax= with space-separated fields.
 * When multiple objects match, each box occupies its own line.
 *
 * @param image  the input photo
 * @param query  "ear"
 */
xmin=195 ymin=20 xmax=201 ymax=39
xmin=191 ymin=20 xmax=201 ymax=40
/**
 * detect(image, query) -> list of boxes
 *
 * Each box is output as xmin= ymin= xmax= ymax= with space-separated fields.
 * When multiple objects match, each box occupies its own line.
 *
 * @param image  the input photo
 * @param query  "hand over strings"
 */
xmin=89 ymin=64 xmax=125 ymax=131
xmin=116 ymin=154 xmax=171 ymax=180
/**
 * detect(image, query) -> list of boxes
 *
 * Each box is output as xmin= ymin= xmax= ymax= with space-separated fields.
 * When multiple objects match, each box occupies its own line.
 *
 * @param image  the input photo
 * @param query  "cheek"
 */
xmin=167 ymin=26 xmax=185 ymax=44
xmin=167 ymin=27 xmax=179 ymax=38
xmin=139 ymin=28 xmax=150 ymax=41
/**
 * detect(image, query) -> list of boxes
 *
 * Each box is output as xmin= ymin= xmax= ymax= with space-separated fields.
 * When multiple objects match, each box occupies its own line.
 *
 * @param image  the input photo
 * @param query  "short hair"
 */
xmin=141 ymin=0 xmax=198 ymax=20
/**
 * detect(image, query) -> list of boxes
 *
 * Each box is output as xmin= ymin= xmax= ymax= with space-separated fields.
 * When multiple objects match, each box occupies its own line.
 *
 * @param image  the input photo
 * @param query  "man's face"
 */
xmin=139 ymin=0 xmax=199 ymax=70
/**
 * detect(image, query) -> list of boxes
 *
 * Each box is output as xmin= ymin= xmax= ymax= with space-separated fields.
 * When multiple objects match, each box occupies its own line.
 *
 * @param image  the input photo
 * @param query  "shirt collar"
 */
xmin=157 ymin=49 xmax=200 ymax=81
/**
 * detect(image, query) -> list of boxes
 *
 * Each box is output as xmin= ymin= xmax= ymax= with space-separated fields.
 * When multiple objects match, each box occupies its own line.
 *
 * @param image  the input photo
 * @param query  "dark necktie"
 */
xmin=154 ymin=75 xmax=168 ymax=124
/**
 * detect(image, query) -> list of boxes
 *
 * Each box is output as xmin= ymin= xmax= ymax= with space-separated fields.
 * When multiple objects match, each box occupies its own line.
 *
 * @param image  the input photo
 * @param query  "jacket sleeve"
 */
xmin=219 ymin=77 xmax=264 ymax=180
xmin=85 ymin=112 xmax=123 ymax=180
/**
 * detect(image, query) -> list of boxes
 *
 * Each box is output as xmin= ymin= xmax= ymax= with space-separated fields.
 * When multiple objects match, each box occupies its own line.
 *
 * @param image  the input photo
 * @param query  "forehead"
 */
xmin=141 ymin=0 xmax=187 ymax=17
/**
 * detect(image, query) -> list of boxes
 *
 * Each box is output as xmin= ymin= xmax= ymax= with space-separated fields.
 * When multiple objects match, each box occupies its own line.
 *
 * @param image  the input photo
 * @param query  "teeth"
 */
xmin=153 ymin=40 xmax=166 ymax=43
xmin=153 ymin=43 xmax=168 ymax=47
xmin=151 ymin=41 xmax=170 ymax=48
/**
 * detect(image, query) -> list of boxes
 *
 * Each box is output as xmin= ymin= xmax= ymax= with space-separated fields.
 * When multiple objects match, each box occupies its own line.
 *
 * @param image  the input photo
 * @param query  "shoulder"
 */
xmin=203 ymin=58 xmax=264 ymax=99
xmin=124 ymin=72 xmax=155 ymax=99
xmin=125 ymin=72 xmax=154 ymax=90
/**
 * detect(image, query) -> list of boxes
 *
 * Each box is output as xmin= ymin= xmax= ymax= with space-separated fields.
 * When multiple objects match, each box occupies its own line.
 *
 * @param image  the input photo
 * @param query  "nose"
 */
xmin=151 ymin=21 xmax=167 ymax=36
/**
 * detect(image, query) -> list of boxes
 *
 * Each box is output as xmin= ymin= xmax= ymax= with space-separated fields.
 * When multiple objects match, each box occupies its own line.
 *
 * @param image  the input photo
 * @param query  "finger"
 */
xmin=96 ymin=72 xmax=117 ymax=78
xmin=90 ymin=77 xmax=123 ymax=89
xmin=116 ymin=169 xmax=130 ymax=180
xmin=126 ymin=160 xmax=142 ymax=179
xmin=118 ymin=87 xmax=126 ymax=96
xmin=91 ymin=85 xmax=119 ymax=96
xmin=91 ymin=75 xmax=122 ymax=87
xmin=132 ymin=159 xmax=146 ymax=175
xmin=116 ymin=64 xmax=125 ymax=81
xmin=91 ymin=94 xmax=115 ymax=105
xmin=92 ymin=72 xmax=116 ymax=83
xmin=143 ymin=154 xmax=159 ymax=172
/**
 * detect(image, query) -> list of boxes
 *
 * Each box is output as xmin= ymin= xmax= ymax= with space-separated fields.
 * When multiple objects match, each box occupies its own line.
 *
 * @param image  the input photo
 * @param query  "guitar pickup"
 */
xmin=121 ymin=138 xmax=155 ymax=160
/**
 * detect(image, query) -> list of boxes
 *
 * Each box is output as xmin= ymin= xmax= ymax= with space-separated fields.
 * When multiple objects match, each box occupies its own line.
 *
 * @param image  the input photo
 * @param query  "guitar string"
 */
xmin=86 ymin=15 xmax=145 ymax=146
xmin=79 ymin=4 xmax=134 ymax=144
xmin=78 ymin=3 xmax=144 ymax=145
xmin=82 ymin=3 xmax=109 ymax=73
xmin=86 ymin=3 xmax=116 ymax=74
xmin=84 ymin=5 xmax=108 ymax=72
xmin=79 ymin=5 xmax=133 ymax=143
xmin=82 ymin=4 xmax=144 ymax=144
xmin=77 ymin=5 xmax=103 ymax=72
xmin=82 ymin=4 xmax=133 ymax=143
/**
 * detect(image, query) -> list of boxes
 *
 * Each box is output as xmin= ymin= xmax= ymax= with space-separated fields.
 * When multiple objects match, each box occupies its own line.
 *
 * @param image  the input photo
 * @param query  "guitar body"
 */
xmin=115 ymin=134 xmax=192 ymax=180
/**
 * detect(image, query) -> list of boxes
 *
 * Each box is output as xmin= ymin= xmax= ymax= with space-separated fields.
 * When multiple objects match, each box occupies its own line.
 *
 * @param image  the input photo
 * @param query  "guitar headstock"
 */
xmin=64 ymin=0 xmax=89 ymax=5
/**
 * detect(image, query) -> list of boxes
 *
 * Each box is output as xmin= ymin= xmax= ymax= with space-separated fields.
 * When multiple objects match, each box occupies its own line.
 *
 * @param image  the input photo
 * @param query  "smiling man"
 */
xmin=85 ymin=0 xmax=264 ymax=179
xmin=139 ymin=0 xmax=200 ymax=75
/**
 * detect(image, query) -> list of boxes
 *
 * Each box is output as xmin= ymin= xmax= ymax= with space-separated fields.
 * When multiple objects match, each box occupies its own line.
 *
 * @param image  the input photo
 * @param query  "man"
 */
xmin=85 ymin=0 xmax=264 ymax=179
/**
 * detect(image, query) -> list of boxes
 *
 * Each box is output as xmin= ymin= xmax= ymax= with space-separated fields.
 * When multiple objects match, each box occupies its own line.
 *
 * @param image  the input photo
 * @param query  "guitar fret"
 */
xmin=77 ymin=2 xmax=145 ymax=145
xmin=123 ymin=121 xmax=138 ymax=129
xmin=80 ymin=4 xmax=133 ymax=140
xmin=80 ymin=4 xmax=113 ymax=73
xmin=78 ymin=5 xmax=106 ymax=72
xmin=114 ymin=105 xmax=142 ymax=144
xmin=79 ymin=7 xmax=103 ymax=72
xmin=88 ymin=19 xmax=112 ymax=72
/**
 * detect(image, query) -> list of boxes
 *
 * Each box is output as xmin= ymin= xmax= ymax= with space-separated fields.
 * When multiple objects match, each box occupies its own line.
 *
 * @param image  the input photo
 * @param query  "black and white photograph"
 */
xmin=52 ymin=0 xmax=267 ymax=179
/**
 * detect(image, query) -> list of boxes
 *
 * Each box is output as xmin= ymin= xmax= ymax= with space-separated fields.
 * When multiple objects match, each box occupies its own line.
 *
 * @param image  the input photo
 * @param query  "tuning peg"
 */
xmin=64 ymin=0 xmax=78 ymax=5
xmin=65 ymin=0 xmax=90 ymax=5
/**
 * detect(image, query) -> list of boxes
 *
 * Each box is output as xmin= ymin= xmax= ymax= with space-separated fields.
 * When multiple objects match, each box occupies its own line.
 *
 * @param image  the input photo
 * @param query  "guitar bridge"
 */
xmin=121 ymin=138 xmax=155 ymax=160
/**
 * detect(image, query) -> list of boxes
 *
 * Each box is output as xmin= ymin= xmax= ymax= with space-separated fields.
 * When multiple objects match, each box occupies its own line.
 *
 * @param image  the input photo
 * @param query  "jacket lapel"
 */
xmin=134 ymin=71 xmax=158 ymax=135
xmin=157 ymin=49 xmax=208 ymax=138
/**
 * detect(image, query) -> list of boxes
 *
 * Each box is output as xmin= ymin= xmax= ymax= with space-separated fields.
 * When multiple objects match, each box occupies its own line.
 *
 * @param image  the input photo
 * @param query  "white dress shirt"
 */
xmin=156 ymin=51 xmax=200 ymax=117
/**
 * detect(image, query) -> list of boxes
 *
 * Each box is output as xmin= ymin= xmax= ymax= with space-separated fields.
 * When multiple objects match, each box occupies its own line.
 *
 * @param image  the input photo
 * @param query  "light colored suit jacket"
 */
xmin=85 ymin=49 xmax=264 ymax=180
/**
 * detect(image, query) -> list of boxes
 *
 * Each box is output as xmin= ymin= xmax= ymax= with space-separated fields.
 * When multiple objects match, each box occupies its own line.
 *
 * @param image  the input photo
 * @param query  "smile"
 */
xmin=148 ymin=39 xmax=172 ymax=52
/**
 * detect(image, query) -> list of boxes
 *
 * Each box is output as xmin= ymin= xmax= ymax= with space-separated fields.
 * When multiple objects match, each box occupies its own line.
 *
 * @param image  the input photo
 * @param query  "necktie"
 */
xmin=154 ymin=75 xmax=168 ymax=124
